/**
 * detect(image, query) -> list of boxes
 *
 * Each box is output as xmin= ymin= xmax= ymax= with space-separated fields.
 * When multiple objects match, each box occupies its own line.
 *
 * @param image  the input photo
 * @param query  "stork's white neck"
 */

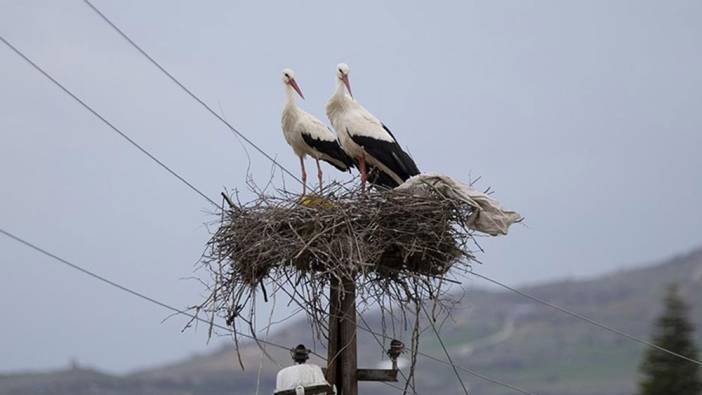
xmin=325 ymin=79 xmax=352 ymax=130
xmin=284 ymin=83 xmax=298 ymax=110
xmin=328 ymin=78 xmax=352 ymax=108
xmin=326 ymin=79 xmax=347 ymax=116
xmin=334 ymin=78 xmax=348 ymax=99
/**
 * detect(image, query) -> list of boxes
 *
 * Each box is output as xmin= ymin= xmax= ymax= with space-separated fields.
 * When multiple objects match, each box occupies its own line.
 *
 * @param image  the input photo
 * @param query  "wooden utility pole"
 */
xmin=326 ymin=276 xmax=358 ymax=395
xmin=326 ymin=278 xmax=341 ymax=394
xmin=325 ymin=276 xmax=399 ymax=395
xmin=339 ymin=277 xmax=358 ymax=395
xmin=327 ymin=276 xmax=357 ymax=394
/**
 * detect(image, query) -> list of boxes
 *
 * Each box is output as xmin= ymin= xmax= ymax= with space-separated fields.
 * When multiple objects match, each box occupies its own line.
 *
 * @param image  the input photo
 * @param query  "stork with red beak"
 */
xmin=281 ymin=68 xmax=354 ymax=195
xmin=325 ymin=63 xmax=419 ymax=192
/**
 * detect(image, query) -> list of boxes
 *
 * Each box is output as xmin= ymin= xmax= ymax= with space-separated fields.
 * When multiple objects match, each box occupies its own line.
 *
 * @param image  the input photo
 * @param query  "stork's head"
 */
xmin=282 ymin=68 xmax=304 ymax=99
xmin=336 ymin=63 xmax=352 ymax=97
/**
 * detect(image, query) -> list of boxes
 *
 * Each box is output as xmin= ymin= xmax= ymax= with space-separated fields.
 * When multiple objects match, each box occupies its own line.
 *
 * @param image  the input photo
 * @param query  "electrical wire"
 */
xmin=0 ymin=227 xmax=307 ymax=357
xmin=82 ymin=0 xmax=311 ymax=192
xmin=0 ymin=34 xmax=219 ymax=209
xmin=470 ymin=270 xmax=702 ymax=367
xmin=421 ymin=304 xmax=470 ymax=395
xmin=357 ymin=314 xmax=416 ymax=395
xmin=355 ymin=313 xmax=534 ymax=395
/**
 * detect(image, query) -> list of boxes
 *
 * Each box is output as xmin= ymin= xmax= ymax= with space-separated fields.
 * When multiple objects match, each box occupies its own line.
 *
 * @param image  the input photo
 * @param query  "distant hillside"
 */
xmin=2 ymin=248 xmax=701 ymax=395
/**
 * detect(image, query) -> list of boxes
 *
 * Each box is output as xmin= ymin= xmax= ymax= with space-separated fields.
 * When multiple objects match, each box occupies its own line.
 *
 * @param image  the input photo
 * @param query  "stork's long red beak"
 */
xmin=341 ymin=74 xmax=353 ymax=98
xmin=289 ymin=78 xmax=305 ymax=99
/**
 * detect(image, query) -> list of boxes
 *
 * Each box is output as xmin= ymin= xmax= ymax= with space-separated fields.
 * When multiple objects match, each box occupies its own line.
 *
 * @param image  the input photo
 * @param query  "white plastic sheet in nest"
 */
xmin=397 ymin=173 xmax=522 ymax=236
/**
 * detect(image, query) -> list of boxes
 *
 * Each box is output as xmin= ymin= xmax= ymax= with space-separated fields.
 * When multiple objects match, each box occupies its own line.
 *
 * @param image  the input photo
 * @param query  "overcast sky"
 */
xmin=1 ymin=0 xmax=700 ymax=374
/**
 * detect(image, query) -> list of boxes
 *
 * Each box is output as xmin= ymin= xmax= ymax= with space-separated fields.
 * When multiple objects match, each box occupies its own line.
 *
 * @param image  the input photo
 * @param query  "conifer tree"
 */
xmin=639 ymin=285 xmax=702 ymax=395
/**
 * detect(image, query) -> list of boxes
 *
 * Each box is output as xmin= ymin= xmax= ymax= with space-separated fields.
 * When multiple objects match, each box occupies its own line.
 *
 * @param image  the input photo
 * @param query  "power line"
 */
xmin=0 ymin=227 xmax=299 ymax=355
xmin=0 ymin=34 xmax=219 ymax=209
xmin=356 ymin=313 xmax=534 ymax=395
xmin=421 ymin=305 xmax=470 ymax=395
xmin=82 ymin=0 xmax=311 ymax=191
xmin=357 ymin=314 xmax=416 ymax=394
xmin=0 ymin=227 xmax=410 ymax=393
xmin=470 ymin=271 xmax=702 ymax=367
xmin=417 ymin=346 xmax=534 ymax=395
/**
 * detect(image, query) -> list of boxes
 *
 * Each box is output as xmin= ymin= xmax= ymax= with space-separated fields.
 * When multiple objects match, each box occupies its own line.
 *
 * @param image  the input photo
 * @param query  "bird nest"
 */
xmin=195 ymin=181 xmax=483 ymax=356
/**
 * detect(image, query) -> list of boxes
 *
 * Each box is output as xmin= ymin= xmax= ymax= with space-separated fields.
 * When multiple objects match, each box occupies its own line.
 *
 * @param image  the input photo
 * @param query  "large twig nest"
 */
xmin=196 ymin=175 xmax=522 ymax=352
xmin=193 ymin=175 xmax=521 ymax=378
xmin=198 ymin=179 xmax=484 ymax=332
xmin=215 ymin=187 xmax=473 ymax=285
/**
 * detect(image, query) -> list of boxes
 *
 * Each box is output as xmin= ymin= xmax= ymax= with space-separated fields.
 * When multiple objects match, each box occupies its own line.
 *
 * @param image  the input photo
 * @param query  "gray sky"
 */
xmin=1 ymin=0 xmax=700 ymax=374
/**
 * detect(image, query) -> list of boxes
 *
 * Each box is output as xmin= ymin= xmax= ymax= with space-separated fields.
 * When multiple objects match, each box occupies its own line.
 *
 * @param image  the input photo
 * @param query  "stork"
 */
xmin=281 ymin=68 xmax=354 ymax=195
xmin=326 ymin=63 xmax=420 ymax=192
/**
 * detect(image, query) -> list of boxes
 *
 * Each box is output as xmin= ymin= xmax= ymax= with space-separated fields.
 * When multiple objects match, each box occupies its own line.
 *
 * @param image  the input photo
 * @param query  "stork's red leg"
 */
xmin=299 ymin=156 xmax=307 ymax=195
xmin=315 ymin=158 xmax=323 ymax=194
xmin=357 ymin=155 xmax=367 ymax=192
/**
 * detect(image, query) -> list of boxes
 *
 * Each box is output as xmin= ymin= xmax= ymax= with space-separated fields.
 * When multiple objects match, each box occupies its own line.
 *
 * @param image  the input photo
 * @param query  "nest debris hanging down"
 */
xmin=195 ymin=175 xmax=519 ymax=366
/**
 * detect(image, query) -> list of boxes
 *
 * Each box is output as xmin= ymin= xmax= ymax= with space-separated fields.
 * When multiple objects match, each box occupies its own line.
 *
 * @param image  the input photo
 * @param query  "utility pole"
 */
xmin=325 ymin=277 xmax=402 ymax=395
xmin=326 ymin=277 xmax=357 ymax=394
xmin=326 ymin=278 xmax=341 ymax=393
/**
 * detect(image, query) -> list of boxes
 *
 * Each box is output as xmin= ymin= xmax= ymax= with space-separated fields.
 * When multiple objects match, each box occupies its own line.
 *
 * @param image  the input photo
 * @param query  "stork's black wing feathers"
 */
xmin=301 ymin=132 xmax=355 ymax=172
xmin=350 ymin=125 xmax=420 ymax=183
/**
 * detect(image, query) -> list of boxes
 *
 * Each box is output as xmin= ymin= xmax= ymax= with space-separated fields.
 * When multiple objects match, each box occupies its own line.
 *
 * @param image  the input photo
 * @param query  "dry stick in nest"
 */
xmin=198 ymin=182 xmax=480 ymax=373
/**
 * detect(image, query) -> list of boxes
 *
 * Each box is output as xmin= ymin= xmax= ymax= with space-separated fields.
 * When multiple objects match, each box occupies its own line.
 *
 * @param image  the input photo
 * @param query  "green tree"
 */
xmin=639 ymin=285 xmax=702 ymax=395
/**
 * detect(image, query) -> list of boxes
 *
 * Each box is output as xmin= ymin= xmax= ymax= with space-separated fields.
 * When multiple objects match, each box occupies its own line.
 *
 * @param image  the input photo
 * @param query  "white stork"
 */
xmin=281 ymin=68 xmax=354 ymax=194
xmin=326 ymin=63 xmax=420 ymax=191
